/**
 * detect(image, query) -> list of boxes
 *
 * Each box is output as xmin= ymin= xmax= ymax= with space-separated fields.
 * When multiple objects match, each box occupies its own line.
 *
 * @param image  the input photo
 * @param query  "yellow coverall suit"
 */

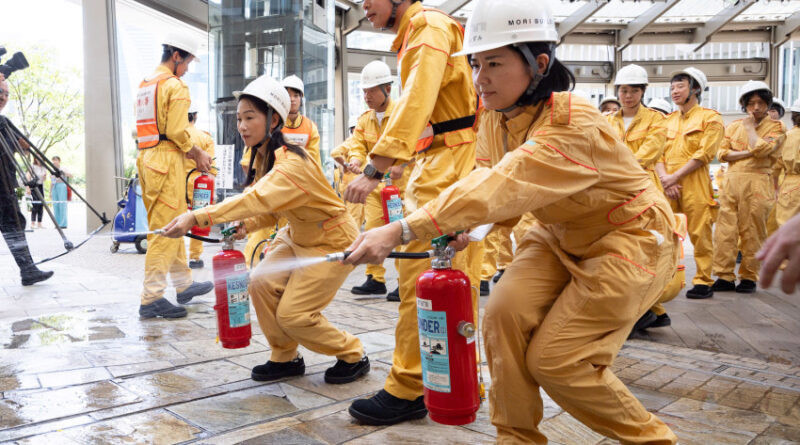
xmin=330 ymin=147 xmax=364 ymax=226
xmin=185 ymin=125 xmax=215 ymax=261
xmin=194 ymin=147 xmax=364 ymax=363
xmin=137 ymin=65 xmax=195 ymax=305
xmin=775 ymin=127 xmax=800 ymax=226
xmin=339 ymin=100 xmax=408 ymax=284
xmin=713 ymin=118 xmax=786 ymax=282
xmin=240 ymin=147 xmax=275 ymax=268
xmin=767 ymin=121 xmax=789 ymax=235
xmin=369 ymin=2 xmax=478 ymax=401
xmin=662 ymin=104 xmax=724 ymax=286
xmin=406 ymin=92 xmax=679 ymax=445
xmin=608 ymin=106 xmax=682 ymax=314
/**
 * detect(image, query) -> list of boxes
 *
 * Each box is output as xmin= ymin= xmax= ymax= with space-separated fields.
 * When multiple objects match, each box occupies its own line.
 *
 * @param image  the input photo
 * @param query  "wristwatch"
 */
xmin=399 ymin=218 xmax=413 ymax=244
xmin=362 ymin=163 xmax=385 ymax=180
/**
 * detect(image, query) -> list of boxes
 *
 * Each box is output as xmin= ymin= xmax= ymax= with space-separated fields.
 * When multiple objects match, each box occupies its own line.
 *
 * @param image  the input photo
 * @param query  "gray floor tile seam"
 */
xmin=621 ymin=342 xmax=800 ymax=378
xmin=619 ymin=351 xmax=800 ymax=395
xmin=334 ymin=298 xmax=402 ymax=317
xmin=0 ymin=416 xmax=96 ymax=443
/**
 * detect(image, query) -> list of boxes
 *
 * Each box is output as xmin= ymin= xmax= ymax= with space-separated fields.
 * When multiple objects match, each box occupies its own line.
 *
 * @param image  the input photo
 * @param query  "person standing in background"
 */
xmin=28 ymin=157 xmax=47 ymax=229
xmin=50 ymin=156 xmax=71 ymax=229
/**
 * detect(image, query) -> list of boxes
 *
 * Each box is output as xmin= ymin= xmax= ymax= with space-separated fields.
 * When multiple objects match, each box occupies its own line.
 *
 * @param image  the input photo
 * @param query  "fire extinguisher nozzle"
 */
xmin=325 ymin=252 xmax=350 ymax=262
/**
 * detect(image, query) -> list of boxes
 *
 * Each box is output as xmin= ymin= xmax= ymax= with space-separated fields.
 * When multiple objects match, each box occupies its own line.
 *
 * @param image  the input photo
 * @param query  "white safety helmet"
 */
xmin=648 ymin=98 xmax=673 ymax=114
xmin=738 ymin=80 xmax=771 ymax=106
xmin=188 ymin=103 xmax=199 ymax=114
xmin=615 ymin=64 xmax=649 ymax=86
xmin=360 ymin=61 xmax=393 ymax=89
xmin=790 ymin=98 xmax=800 ymax=113
xmin=454 ymin=0 xmax=558 ymax=57
xmin=670 ymin=67 xmax=708 ymax=94
xmin=599 ymin=96 xmax=621 ymax=109
xmin=233 ymin=75 xmax=291 ymax=123
xmin=770 ymin=97 xmax=786 ymax=116
xmin=163 ymin=33 xmax=201 ymax=58
xmin=281 ymin=75 xmax=305 ymax=96
xmin=348 ymin=115 xmax=359 ymax=129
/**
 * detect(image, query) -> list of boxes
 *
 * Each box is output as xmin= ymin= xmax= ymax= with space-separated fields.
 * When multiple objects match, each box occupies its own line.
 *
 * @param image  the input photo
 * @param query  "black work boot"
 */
xmin=176 ymin=281 xmax=214 ymax=304
xmin=21 ymin=267 xmax=54 ymax=286
xmin=686 ymin=284 xmax=713 ymax=300
xmin=325 ymin=356 xmax=370 ymax=384
xmin=711 ymin=278 xmax=736 ymax=292
xmin=188 ymin=259 xmax=204 ymax=269
xmin=633 ymin=310 xmax=658 ymax=331
xmin=735 ymin=279 xmax=757 ymax=294
xmin=251 ymin=356 xmax=305 ymax=382
xmin=480 ymin=280 xmax=490 ymax=296
xmin=3 ymin=230 xmax=52 ymax=286
xmin=351 ymin=275 xmax=387 ymax=295
xmin=492 ymin=269 xmax=505 ymax=283
xmin=349 ymin=389 xmax=428 ymax=425
xmin=386 ymin=287 xmax=400 ymax=302
xmin=139 ymin=298 xmax=187 ymax=319
xmin=651 ymin=313 xmax=672 ymax=328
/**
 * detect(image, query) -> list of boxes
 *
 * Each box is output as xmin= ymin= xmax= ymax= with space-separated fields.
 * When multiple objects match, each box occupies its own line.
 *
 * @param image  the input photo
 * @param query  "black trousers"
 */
xmin=0 ymin=163 xmax=35 ymax=273
xmin=30 ymin=184 xmax=44 ymax=223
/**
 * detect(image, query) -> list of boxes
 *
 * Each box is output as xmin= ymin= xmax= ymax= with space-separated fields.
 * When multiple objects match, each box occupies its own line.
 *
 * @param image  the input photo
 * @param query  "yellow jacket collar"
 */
xmin=680 ymin=103 xmax=701 ymax=119
xmin=391 ymin=1 xmax=424 ymax=52
xmin=285 ymin=114 xmax=304 ymax=129
xmin=372 ymin=99 xmax=395 ymax=122
xmin=501 ymin=105 xmax=539 ymax=137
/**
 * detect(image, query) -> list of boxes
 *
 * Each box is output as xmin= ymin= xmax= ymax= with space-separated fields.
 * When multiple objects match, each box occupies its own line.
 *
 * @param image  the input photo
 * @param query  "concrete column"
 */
xmin=334 ymin=11 xmax=348 ymax=145
xmin=82 ymin=0 xmax=123 ymax=232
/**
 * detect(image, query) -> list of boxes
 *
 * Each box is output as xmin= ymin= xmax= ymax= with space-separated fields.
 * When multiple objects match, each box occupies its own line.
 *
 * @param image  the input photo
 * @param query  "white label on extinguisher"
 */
xmin=386 ymin=195 xmax=403 ymax=222
xmin=417 ymin=304 xmax=451 ymax=393
xmin=193 ymin=188 xmax=212 ymax=210
xmin=226 ymin=273 xmax=250 ymax=328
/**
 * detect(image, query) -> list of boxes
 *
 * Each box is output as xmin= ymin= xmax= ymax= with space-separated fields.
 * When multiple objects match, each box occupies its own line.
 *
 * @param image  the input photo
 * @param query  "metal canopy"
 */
xmin=617 ymin=0 xmax=682 ymax=51
xmin=692 ymin=0 xmax=757 ymax=51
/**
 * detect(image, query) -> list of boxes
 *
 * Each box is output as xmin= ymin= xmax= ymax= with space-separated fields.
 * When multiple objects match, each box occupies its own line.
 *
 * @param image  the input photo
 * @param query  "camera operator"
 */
xmin=0 ymin=73 xmax=53 ymax=285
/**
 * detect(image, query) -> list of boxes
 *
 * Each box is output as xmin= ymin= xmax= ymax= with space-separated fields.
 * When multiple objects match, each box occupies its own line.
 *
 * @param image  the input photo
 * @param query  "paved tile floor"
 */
xmin=1 ymin=224 xmax=799 ymax=444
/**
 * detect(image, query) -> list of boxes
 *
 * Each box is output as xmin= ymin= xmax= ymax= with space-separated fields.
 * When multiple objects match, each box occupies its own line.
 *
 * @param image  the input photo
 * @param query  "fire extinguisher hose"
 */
xmin=325 ymin=250 xmax=433 ymax=262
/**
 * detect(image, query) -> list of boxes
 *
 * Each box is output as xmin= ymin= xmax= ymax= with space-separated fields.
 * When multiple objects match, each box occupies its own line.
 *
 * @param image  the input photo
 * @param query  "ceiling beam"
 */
xmin=557 ymin=0 xmax=610 ymax=42
xmin=617 ymin=0 xmax=681 ymax=51
xmin=692 ymin=0 xmax=756 ymax=52
xmin=773 ymin=9 xmax=800 ymax=47
xmin=132 ymin=0 xmax=208 ymax=30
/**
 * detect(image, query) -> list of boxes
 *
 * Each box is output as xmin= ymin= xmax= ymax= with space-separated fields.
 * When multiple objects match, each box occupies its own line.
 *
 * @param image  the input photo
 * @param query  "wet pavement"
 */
xmin=1 ymin=226 xmax=800 ymax=444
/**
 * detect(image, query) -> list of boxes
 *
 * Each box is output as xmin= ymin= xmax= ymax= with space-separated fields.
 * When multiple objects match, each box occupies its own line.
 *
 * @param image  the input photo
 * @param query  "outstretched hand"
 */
xmin=161 ymin=212 xmax=198 ymax=238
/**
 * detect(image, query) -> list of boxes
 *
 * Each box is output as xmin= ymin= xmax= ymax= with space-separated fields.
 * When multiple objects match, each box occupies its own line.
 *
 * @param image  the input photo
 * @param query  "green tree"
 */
xmin=6 ymin=46 xmax=83 ymax=155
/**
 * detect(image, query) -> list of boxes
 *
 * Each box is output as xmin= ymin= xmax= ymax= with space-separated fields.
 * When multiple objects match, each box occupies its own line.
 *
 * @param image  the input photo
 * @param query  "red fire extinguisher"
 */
xmin=213 ymin=226 xmax=252 ymax=349
xmin=187 ymin=170 xmax=215 ymax=237
xmin=416 ymin=235 xmax=479 ymax=425
xmin=381 ymin=173 xmax=403 ymax=224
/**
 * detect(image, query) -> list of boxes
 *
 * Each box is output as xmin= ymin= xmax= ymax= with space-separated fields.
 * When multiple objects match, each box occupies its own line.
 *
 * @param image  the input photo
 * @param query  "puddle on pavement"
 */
xmin=3 ymin=312 xmax=127 ymax=349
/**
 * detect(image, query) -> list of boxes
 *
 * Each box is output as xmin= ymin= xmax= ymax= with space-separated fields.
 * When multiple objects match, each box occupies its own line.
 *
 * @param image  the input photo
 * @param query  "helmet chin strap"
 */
xmin=379 ymin=85 xmax=390 ymax=108
xmin=383 ymin=0 xmax=404 ymax=30
xmin=683 ymin=87 xmax=700 ymax=106
xmin=498 ymin=43 xmax=555 ymax=114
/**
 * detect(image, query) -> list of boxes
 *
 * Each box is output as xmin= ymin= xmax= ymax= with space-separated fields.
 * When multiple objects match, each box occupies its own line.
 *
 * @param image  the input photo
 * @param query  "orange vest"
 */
xmin=135 ymin=72 xmax=174 ymax=149
xmin=281 ymin=116 xmax=313 ymax=148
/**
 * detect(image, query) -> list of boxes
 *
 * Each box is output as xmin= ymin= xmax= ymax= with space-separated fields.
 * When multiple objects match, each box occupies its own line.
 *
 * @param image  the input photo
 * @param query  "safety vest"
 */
xmin=135 ymin=72 xmax=174 ymax=149
xmin=282 ymin=116 xmax=313 ymax=148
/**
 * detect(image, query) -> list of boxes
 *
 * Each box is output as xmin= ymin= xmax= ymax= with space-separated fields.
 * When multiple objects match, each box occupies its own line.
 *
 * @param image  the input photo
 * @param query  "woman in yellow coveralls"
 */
xmin=773 ymin=99 xmax=800 ymax=227
xmin=344 ymin=1 xmax=680 ymax=443
xmin=162 ymin=75 xmax=370 ymax=384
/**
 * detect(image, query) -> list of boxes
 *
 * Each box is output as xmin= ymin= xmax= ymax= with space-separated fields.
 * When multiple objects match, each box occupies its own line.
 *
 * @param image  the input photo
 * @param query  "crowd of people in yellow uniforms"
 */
xmin=134 ymin=0 xmax=800 ymax=442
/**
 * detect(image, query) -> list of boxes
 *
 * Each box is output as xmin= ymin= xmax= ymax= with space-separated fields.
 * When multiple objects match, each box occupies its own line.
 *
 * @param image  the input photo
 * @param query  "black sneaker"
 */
xmin=492 ymin=269 xmax=505 ymax=283
xmin=325 ymin=356 xmax=370 ymax=384
xmin=349 ymin=389 xmax=428 ymax=425
xmin=386 ymin=287 xmax=400 ymax=302
xmin=251 ymin=356 xmax=305 ymax=382
xmin=188 ymin=259 xmax=204 ymax=269
xmin=139 ymin=298 xmax=187 ymax=319
xmin=686 ymin=284 xmax=713 ymax=300
xmin=21 ymin=268 xmax=54 ymax=286
xmin=176 ymin=281 xmax=214 ymax=304
xmin=735 ymin=279 xmax=757 ymax=294
xmin=633 ymin=310 xmax=658 ymax=331
xmin=480 ymin=280 xmax=490 ymax=296
xmin=711 ymin=279 xmax=736 ymax=292
xmin=651 ymin=313 xmax=672 ymax=328
xmin=352 ymin=275 xmax=387 ymax=295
